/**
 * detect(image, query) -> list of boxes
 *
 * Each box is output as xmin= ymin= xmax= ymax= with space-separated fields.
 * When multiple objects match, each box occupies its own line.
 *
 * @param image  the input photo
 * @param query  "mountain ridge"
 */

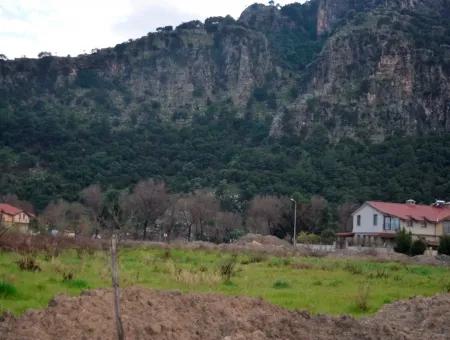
xmin=1 ymin=0 xmax=450 ymax=209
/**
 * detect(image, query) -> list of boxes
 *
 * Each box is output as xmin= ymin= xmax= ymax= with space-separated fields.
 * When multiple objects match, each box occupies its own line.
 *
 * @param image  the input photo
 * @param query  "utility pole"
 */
xmin=290 ymin=198 xmax=297 ymax=248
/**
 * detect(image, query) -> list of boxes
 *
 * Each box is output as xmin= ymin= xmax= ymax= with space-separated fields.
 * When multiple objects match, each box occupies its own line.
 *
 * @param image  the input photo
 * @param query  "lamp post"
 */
xmin=290 ymin=198 xmax=297 ymax=248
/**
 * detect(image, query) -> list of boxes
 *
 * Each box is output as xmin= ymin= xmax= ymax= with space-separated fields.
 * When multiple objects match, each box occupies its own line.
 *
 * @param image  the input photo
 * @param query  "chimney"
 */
xmin=433 ymin=200 xmax=446 ymax=208
xmin=406 ymin=199 xmax=416 ymax=205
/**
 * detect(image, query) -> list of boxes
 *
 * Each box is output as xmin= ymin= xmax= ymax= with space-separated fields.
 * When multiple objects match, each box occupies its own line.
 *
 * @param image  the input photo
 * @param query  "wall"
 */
xmin=13 ymin=212 xmax=30 ymax=224
xmin=352 ymin=204 xmax=385 ymax=234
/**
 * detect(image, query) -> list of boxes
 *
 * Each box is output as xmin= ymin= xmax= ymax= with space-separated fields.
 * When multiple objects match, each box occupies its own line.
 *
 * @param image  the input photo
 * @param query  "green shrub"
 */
xmin=411 ymin=239 xmax=427 ymax=256
xmin=394 ymin=229 xmax=412 ymax=255
xmin=320 ymin=229 xmax=336 ymax=245
xmin=0 ymin=281 xmax=17 ymax=298
xmin=438 ymin=235 xmax=450 ymax=255
xmin=297 ymin=232 xmax=321 ymax=245
xmin=273 ymin=280 xmax=290 ymax=289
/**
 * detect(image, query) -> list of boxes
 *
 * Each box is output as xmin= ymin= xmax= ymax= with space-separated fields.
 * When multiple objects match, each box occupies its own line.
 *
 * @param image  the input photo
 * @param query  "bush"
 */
xmin=320 ymin=229 xmax=336 ymax=245
xmin=0 ymin=281 xmax=17 ymax=298
xmin=219 ymin=255 xmax=237 ymax=283
xmin=438 ymin=235 xmax=450 ymax=255
xmin=411 ymin=239 xmax=427 ymax=256
xmin=394 ymin=229 xmax=412 ymax=255
xmin=17 ymin=256 xmax=41 ymax=272
xmin=297 ymin=232 xmax=321 ymax=245
xmin=273 ymin=280 xmax=290 ymax=289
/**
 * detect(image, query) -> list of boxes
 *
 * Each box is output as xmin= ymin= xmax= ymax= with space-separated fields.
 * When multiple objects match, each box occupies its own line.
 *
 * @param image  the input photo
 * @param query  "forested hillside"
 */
xmin=1 ymin=0 xmax=450 ymax=226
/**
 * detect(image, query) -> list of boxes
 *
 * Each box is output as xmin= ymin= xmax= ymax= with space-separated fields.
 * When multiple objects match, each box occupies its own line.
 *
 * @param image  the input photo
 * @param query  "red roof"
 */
xmin=0 ymin=203 xmax=25 ymax=216
xmin=367 ymin=201 xmax=450 ymax=223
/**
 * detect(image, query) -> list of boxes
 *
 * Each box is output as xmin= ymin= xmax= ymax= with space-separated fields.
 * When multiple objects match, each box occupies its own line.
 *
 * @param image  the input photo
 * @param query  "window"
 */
xmin=444 ymin=222 xmax=450 ymax=235
xmin=407 ymin=220 xmax=413 ymax=227
xmin=384 ymin=216 xmax=391 ymax=230
xmin=373 ymin=214 xmax=378 ymax=226
xmin=391 ymin=218 xmax=400 ymax=231
xmin=422 ymin=221 xmax=427 ymax=228
xmin=357 ymin=215 xmax=361 ymax=227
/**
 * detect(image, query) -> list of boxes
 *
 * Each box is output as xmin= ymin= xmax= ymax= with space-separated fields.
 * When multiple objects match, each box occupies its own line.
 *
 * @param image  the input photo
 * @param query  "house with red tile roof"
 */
xmin=0 ymin=203 xmax=33 ymax=232
xmin=337 ymin=200 xmax=450 ymax=248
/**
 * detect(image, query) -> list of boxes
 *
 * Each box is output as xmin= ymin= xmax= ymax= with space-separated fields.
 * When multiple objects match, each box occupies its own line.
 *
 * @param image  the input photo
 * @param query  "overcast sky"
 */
xmin=0 ymin=0 xmax=303 ymax=59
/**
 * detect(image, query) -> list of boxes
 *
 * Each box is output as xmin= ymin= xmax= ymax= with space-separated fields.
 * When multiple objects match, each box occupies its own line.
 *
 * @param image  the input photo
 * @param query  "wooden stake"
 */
xmin=111 ymin=234 xmax=124 ymax=340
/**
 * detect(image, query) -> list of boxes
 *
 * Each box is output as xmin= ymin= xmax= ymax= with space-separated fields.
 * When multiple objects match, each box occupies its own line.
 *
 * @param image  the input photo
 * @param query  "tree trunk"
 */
xmin=143 ymin=220 xmax=148 ymax=240
xmin=111 ymin=234 xmax=124 ymax=340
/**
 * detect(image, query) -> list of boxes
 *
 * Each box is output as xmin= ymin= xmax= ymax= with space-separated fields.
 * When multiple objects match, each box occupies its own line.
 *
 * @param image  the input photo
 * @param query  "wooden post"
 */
xmin=111 ymin=234 xmax=124 ymax=340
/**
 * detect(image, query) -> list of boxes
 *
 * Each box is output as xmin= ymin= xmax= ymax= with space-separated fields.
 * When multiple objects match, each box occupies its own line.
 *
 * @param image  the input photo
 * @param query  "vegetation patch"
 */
xmin=0 ymin=247 xmax=449 ymax=317
xmin=273 ymin=280 xmax=290 ymax=289
xmin=0 ymin=281 xmax=17 ymax=299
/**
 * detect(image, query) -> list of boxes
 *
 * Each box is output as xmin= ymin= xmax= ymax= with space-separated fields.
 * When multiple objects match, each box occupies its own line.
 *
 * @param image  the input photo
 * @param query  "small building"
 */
xmin=337 ymin=200 xmax=450 ymax=248
xmin=0 ymin=203 xmax=33 ymax=233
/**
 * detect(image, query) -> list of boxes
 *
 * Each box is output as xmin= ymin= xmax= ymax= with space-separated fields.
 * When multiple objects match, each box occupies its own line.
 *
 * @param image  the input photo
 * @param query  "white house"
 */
xmin=337 ymin=200 xmax=450 ymax=248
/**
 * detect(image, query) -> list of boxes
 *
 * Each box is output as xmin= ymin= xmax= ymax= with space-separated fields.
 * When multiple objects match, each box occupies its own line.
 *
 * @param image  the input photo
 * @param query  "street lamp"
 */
xmin=290 ymin=198 xmax=297 ymax=248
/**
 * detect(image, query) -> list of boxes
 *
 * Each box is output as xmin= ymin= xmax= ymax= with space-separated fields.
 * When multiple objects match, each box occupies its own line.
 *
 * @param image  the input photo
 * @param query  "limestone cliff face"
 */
xmin=1 ymin=0 xmax=450 ymax=141
xmin=270 ymin=0 xmax=450 ymax=140
xmin=0 ymin=20 xmax=273 ymax=121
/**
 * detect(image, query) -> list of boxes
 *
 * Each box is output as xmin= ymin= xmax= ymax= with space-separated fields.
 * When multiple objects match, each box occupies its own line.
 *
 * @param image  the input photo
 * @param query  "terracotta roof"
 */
xmin=0 ymin=203 xmax=24 ymax=216
xmin=367 ymin=201 xmax=450 ymax=223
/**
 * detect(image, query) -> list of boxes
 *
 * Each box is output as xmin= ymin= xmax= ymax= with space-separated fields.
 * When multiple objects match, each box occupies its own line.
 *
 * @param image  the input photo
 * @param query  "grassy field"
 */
xmin=1 ymin=246 xmax=449 ymax=317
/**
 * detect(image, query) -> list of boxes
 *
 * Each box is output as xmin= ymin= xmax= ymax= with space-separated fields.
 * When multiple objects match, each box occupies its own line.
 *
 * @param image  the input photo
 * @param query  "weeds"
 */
xmin=241 ymin=253 xmax=268 ymax=265
xmin=63 ymin=279 xmax=89 ymax=289
xmin=219 ymin=255 xmax=238 ymax=283
xmin=17 ymin=256 xmax=41 ymax=272
xmin=291 ymin=263 xmax=313 ymax=270
xmin=62 ymin=272 xmax=74 ymax=281
xmin=442 ymin=282 xmax=450 ymax=293
xmin=367 ymin=269 xmax=389 ymax=279
xmin=355 ymin=283 xmax=370 ymax=312
xmin=343 ymin=262 xmax=363 ymax=275
xmin=273 ymin=280 xmax=290 ymax=289
xmin=160 ymin=249 xmax=172 ymax=260
xmin=0 ymin=281 xmax=17 ymax=298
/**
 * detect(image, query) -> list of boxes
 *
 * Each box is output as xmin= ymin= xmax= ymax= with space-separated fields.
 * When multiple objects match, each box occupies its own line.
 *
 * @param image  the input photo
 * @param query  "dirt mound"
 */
xmin=1 ymin=288 xmax=450 ymax=340
xmin=236 ymin=234 xmax=290 ymax=247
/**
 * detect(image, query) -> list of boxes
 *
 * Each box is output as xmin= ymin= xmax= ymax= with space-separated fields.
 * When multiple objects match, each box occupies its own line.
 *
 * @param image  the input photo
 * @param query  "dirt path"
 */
xmin=1 ymin=287 xmax=449 ymax=340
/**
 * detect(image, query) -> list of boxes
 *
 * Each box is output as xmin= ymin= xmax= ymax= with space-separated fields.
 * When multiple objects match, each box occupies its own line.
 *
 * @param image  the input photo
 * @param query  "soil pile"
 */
xmin=235 ymin=234 xmax=290 ymax=247
xmin=1 ymin=287 xmax=449 ymax=340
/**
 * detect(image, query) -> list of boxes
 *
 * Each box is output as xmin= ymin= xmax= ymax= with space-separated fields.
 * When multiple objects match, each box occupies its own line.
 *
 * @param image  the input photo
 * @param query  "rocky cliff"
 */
xmin=1 ymin=0 xmax=450 ymax=141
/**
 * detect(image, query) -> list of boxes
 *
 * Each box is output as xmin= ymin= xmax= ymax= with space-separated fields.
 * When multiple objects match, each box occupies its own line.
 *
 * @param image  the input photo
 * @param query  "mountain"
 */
xmin=1 ymin=0 xmax=450 ymax=210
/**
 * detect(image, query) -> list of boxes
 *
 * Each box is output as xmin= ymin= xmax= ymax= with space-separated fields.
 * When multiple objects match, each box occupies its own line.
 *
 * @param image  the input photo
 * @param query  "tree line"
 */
xmin=1 ymin=180 xmax=355 ymax=243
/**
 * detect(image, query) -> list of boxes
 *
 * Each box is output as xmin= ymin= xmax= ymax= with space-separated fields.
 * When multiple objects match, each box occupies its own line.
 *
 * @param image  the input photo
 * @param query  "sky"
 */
xmin=0 ymin=0 xmax=303 ymax=59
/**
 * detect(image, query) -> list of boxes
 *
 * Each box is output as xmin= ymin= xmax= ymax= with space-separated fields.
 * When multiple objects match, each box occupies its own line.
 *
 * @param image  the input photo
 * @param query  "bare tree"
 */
xmin=187 ymin=190 xmax=220 ymax=241
xmin=214 ymin=211 xmax=242 ymax=242
xmin=246 ymin=195 xmax=287 ymax=235
xmin=337 ymin=202 xmax=359 ymax=232
xmin=80 ymin=184 xmax=105 ymax=237
xmin=40 ymin=200 xmax=93 ymax=236
xmin=128 ymin=179 xmax=170 ymax=240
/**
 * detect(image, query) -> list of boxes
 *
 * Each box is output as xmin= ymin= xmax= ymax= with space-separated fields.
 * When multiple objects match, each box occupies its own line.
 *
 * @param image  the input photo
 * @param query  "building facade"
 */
xmin=0 ymin=203 xmax=33 ymax=233
xmin=338 ymin=200 xmax=450 ymax=248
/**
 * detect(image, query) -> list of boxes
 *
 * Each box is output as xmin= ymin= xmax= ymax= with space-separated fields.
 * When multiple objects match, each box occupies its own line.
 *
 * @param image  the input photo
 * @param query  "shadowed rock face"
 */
xmin=1 ymin=0 xmax=449 ymax=141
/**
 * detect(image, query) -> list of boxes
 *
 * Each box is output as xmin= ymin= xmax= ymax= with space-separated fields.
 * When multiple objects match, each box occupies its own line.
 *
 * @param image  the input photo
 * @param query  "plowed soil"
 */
xmin=1 ymin=287 xmax=449 ymax=340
